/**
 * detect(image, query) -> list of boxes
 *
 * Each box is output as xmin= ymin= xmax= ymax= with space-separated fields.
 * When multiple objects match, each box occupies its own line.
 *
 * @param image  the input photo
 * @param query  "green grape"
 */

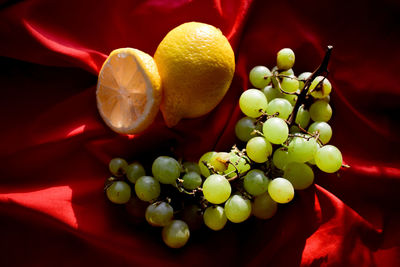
xmin=199 ymin=151 xmax=217 ymax=177
xmin=321 ymin=95 xmax=331 ymax=102
xmin=125 ymin=195 xmax=148 ymax=224
xmin=277 ymin=48 xmax=295 ymax=70
xmin=145 ymin=201 xmax=174 ymax=227
xmin=223 ymin=153 xmax=251 ymax=178
xmin=283 ymin=162 xmax=314 ymax=190
xmin=106 ymin=181 xmax=131 ymax=204
xmin=298 ymin=72 xmax=312 ymax=90
xmin=109 ymin=158 xmax=128 ymax=177
xmin=308 ymin=121 xmax=333 ymax=145
xmin=266 ymin=98 xmax=293 ymax=120
xmin=180 ymin=204 xmax=203 ymax=231
xmin=252 ymin=192 xmax=278 ymax=219
xmin=308 ymin=157 xmax=316 ymax=165
xmin=246 ymin=136 xmax=272 ymax=163
xmin=263 ymin=117 xmax=289 ymax=144
xmin=289 ymin=125 xmax=301 ymax=133
xmin=272 ymin=148 xmax=291 ymax=170
xmin=209 ymin=152 xmax=231 ymax=172
xmin=182 ymin=171 xmax=202 ymax=190
xmin=262 ymin=85 xmax=283 ymax=102
xmin=268 ymin=178 xmax=294 ymax=204
xmin=315 ymin=145 xmax=342 ymax=173
xmin=288 ymin=136 xmax=318 ymax=163
xmin=310 ymin=100 xmax=332 ymax=122
xmin=243 ymin=169 xmax=269 ymax=196
xmin=203 ymin=206 xmax=227 ymax=231
xmin=310 ymin=76 xmax=332 ymax=99
xmin=295 ymin=106 xmax=311 ymax=129
xmin=182 ymin=161 xmax=201 ymax=175
xmin=283 ymin=93 xmax=298 ymax=106
xmin=202 ymin=174 xmax=231 ymax=204
xmin=152 ymin=156 xmax=181 ymax=184
xmin=162 ymin=220 xmax=190 ymax=248
xmin=239 ymin=89 xmax=269 ymax=118
xmin=280 ymin=76 xmax=299 ymax=93
xmin=280 ymin=68 xmax=294 ymax=76
xmin=271 ymin=66 xmax=294 ymax=76
xmin=235 ymin=117 xmax=261 ymax=142
xmin=224 ymin=194 xmax=252 ymax=223
xmin=135 ymin=176 xmax=161 ymax=202
xmin=249 ymin=66 xmax=272 ymax=88
xmin=126 ymin=162 xmax=145 ymax=184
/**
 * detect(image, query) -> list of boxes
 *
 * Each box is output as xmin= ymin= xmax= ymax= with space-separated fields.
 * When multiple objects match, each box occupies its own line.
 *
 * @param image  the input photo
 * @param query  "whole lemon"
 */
xmin=154 ymin=22 xmax=235 ymax=127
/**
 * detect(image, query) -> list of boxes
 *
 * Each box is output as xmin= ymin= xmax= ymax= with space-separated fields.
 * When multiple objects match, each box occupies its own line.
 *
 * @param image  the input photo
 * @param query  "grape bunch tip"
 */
xmin=104 ymin=46 xmax=346 ymax=248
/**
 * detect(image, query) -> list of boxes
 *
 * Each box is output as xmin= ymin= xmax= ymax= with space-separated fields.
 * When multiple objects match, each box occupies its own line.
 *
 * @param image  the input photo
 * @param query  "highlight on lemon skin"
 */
xmin=96 ymin=47 xmax=162 ymax=134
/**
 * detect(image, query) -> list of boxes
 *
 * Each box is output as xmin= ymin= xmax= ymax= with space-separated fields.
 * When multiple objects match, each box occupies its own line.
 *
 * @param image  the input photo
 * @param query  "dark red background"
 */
xmin=1 ymin=0 xmax=399 ymax=266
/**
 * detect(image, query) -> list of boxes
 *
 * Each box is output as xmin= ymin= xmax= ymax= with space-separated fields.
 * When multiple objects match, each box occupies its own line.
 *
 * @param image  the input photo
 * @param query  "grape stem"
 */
xmin=287 ymin=45 xmax=333 ymax=125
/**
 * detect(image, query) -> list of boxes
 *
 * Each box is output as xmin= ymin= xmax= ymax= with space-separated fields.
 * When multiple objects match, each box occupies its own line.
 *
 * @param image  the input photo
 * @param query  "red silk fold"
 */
xmin=1 ymin=0 xmax=399 ymax=266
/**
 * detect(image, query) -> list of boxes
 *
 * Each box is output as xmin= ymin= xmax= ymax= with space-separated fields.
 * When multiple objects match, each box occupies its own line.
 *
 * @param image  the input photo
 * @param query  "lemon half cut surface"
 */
xmin=96 ymin=48 xmax=162 ymax=134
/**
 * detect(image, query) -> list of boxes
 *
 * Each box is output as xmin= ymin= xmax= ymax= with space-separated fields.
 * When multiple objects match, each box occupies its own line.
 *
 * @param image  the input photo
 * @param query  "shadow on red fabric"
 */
xmin=1 ymin=0 xmax=399 ymax=266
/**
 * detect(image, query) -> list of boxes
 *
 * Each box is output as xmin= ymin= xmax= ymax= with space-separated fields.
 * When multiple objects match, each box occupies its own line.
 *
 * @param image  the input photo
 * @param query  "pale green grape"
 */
xmin=126 ymin=162 xmax=145 ymax=183
xmin=152 ymin=156 xmax=180 ymax=184
xmin=290 ymin=125 xmax=301 ymax=133
xmin=321 ymin=95 xmax=331 ymax=102
xmin=280 ymin=76 xmax=299 ymax=93
xmin=272 ymin=148 xmax=291 ymax=170
xmin=199 ymin=151 xmax=217 ymax=177
xmin=145 ymin=201 xmax=173 ymax=227
xmin=295 ymin=106 xmax=311 ymax=129
xmin=308 ymin=157 xmax=316 ymax=165
xmin=310 ymin=76 xmax=332 ymax=99
xmin=243 ymin=169 xmax=269 ymax=196
xmin=271 ymin=66 xmax=294 ymax=76
xmin=246 ymin=136 xmax=272 ymax=163
xmin=202 ymin=174 xmax=231 ymax=204
xmin=106 ymin=181 xmax=131 ymax=204
xmin=280 ymin=68 xmax=294 ymax=76
xmin=224 ymin=194 xmax=252 ymax=223
xmin=277 ymin=48 xmax=295 ymax=70
xmin=203 ymin=206 xmax=227 ymax=231
xmin=283 ymin=93 xmax=298 ymax=106
xmin=308 ymin=121 xmax=332 ymax=144
xmin=262 ymin=85 xmax=283 ymax=102
xmin=235 ymin=117 xmax=261 ymax=142
xmin=298 ymin=72 xmax=312 ymax=90
xmin=179 ymin=204 xmax=203 ymax=231
xmin=135 ymin=176 xmax=161 ymax=202
xmin=268 ymin=178 xmax=294 ymax=204
xmin=109 ymin=158 xmax=128 ymax=177
xmin=209 ymin=152 xmax=231 ymax=172
xmin=288 ymin=136 xmax=318 ymax=163
xmin=239 ymin=89 xmax=268 ymax=118
xmin=249 ymin=66 xmax=272 ymax=88
xmin=182 ymin=161 xmax=201 ymax=175
xmin=262 ymin=117 xmax=289 ymax=144
xmin=182 ymin=171 xmax=202 ymax=190
xmin=162 ymin=220 xmax=190 ymax=248
xmin=283 ymin=162 xmax=314 ymax=190
xmin=252 ymin=192 xmax=278 ymax=219
xmin=223 ymin=153 xmax=251 ymax=178
xmin=315 ymin=145 xmax=342 ymax=173
xmin=310 ymin=100 xmax=332 ymax=122
xmin=266 ymin=98 xmax=293 ymax=120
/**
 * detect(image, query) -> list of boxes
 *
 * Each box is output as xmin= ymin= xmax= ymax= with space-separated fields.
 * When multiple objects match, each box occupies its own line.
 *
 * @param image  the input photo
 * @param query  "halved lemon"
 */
xmin=96 ymin=48 xmax=162 ymax=134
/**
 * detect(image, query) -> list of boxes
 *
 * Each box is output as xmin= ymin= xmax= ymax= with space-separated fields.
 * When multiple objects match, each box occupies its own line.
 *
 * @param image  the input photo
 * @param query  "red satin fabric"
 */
xmin=1 ymin=0 xmax=399 ymax=266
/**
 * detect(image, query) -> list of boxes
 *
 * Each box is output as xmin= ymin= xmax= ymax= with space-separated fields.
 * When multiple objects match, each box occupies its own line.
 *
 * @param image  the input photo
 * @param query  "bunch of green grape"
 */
xmin=104 ymin=47 xmax=344 ymax=249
